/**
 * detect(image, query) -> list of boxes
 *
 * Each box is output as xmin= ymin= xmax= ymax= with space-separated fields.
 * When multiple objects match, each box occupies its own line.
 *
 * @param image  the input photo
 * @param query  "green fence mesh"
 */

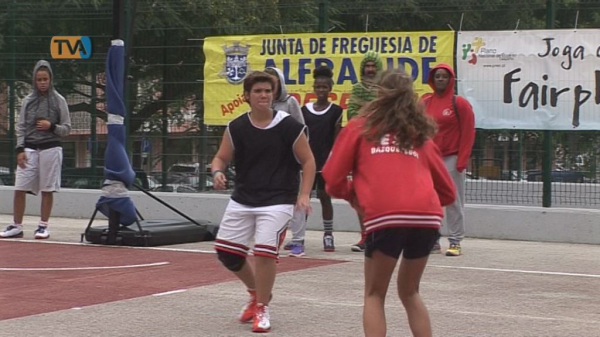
xmin=1 ymin=0 xmax=599 ymax=207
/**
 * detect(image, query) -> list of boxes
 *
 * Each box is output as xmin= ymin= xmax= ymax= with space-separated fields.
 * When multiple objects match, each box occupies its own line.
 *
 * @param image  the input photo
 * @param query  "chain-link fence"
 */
xmin=0 ymin=0 xmax=113 ymax=187
xmin=1 ymin=0 xmax=599 ymax=207
xmin=469 ymin=130 xmax=600 ymax=208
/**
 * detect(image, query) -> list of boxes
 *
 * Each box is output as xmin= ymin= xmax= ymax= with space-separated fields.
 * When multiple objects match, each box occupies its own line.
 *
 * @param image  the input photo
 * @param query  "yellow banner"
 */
xmin=203 ymin=31 xmax=455 ymax=125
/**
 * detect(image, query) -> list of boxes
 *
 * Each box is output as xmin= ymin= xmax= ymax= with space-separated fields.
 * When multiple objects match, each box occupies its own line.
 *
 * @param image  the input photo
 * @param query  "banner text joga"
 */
xmin=458 ymin=29 xmax=600 ymax=130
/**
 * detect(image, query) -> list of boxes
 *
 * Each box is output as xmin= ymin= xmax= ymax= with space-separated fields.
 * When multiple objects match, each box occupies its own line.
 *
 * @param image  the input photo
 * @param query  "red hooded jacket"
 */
xmin=421 ymin=64 xmax=475 ymax=172
xmin=322 ymin=118 xmax=456 ymax=234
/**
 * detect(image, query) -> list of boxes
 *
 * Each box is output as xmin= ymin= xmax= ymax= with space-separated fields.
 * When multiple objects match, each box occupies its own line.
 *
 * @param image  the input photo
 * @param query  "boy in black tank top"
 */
xmin=211 ymin=71 xmax=316 ymax=333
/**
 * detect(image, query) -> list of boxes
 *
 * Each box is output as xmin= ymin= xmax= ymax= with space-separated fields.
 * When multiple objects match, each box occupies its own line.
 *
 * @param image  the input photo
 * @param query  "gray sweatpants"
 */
xmin=443 ymin=155 xmax=465 ymax=244
xmin=289 ymin=208 xmax=307 ymax=243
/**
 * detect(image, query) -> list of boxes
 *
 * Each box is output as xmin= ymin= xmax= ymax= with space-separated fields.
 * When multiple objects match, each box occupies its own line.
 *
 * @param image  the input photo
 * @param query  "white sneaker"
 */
xmin=0 ymin=225 xmax=24 ymax=238
xmin=252 ymin=304 xmax=271 ymax=333
xmin=34 ymin=226 xmax=50 ymax=239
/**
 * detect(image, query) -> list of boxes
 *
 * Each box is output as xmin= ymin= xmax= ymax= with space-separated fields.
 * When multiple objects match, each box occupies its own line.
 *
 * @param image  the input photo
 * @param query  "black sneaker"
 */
xmin=323 ymin=234 xmax=335 ymax=252
xmin=350 ymin=242 xmax=365 ymax=252
xmin=351 ymin=232 xmax=366 ymax=252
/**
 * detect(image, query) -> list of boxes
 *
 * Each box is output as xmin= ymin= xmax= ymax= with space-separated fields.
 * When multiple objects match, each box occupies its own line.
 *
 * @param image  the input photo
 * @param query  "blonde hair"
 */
xmin=360 ymin=69 xmax=437 ymax=149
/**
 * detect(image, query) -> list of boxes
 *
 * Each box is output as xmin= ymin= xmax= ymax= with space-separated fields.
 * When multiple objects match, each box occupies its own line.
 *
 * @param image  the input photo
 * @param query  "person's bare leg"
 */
xmin=363 ymin=250 xmax=397 ymax=337
xmin=319 ymin=191 xmax=333 ymax=223
xmin=40 ymin=192 xmax=53 ymax=222
xmin=233 ymin=260 xmax=256 ymax=291
xmin=253 ymin=256 xmax=276 ymax=304
xmin=397 ymin=256 xmax=432 ymax=337
xmin=13 ymin=190 xmax=27 ymax=224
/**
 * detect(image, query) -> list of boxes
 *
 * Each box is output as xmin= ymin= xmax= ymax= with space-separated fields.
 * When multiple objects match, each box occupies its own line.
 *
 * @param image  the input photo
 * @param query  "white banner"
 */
xmin=457 ymin=30 xmax=600 ymax=130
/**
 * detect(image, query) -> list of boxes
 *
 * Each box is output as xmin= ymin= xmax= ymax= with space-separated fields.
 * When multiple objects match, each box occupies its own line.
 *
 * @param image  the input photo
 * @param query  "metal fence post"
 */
xmin=517 ymin=130 xmax=523 ymax=180
xmin=318 ymin=0 xmax=328 ymax=33
xmin=542 ymin=0 xmax=556 ymax=207
xmin=8 ymin=0 xmax=16 ymax=175
xmin=161 ymin=32 xmax=169 ymax=187
xmin=90 ymin=64 xmax=97 ymax=169
xmin=123 ymin=0 xmax=132 ymax=157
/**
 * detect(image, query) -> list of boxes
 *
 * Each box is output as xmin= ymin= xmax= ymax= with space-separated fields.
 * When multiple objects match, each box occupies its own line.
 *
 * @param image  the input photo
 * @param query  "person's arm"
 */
xmin=426 ymin=141 xmax=456 ymax=207
xmin=211 ymin=128 xmax=235 ymax=190
xmin=15 ymin=99 xmax=28 ymax=168
xmin=346 ymin=84 xmax=361 ymax=121
xmin=293 ymin=130 xmax=316 ymax=212
xmin=333 ymin=109 xmax=343 ymax=138
xmin=287 ymin=96 xmax=305 ymax=125
xmin=322 ymin=122 xmax=360 ymax=201
xmin=50 ymin=95 xmax=72 ymax=137
xmin=456 ymin=96 xmax=476 ymax=172
xmin=15 ymin=98 xmax=28 ymax=154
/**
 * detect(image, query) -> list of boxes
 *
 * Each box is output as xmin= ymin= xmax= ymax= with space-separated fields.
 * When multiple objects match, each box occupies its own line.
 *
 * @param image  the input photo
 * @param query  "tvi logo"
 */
xmin=50 ymin=36 xmax=92 ymax=59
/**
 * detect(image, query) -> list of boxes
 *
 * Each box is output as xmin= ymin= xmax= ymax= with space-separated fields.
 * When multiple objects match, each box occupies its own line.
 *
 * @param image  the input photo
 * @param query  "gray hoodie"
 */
xmin=265 ymin=67 xmax=304 ymax=124
xmin=16 ymin=60 xmax=71 ymax=152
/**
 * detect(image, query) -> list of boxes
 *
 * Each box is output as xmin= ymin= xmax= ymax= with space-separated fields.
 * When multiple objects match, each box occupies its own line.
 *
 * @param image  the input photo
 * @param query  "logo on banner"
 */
xmin=462 ymin=37 xmax=517 ymax=66
xmin=461 ymin=37 xmax=486 ymax=65
xmin=220 ymin=42 xmax=251 ymax=84
xmin=50 ymin=36 xmax=92 ymax=59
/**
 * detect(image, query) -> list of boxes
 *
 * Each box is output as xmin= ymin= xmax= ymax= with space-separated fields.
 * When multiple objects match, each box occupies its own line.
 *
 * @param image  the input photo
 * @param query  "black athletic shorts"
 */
xmin=364 ymin=227 xmax=440 ymax=260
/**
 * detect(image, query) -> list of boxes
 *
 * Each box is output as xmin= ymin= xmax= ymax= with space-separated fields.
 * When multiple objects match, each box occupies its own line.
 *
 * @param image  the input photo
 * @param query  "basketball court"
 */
xmin=0 ymin=215 xmax=599 ymax=336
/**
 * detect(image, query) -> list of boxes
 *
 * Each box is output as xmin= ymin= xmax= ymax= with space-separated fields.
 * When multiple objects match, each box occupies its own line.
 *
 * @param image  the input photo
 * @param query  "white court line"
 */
xmin=289 ymin=296 xmax=599 ymax=325
xmin=0 ymin=261 xmax=169 ymax=271
xmin=429 ymin=264 xmax=600 ymax=279
xmin=6 ymin=238 xmax=216 ymax=254
xmin=152 ymin=289 xmax=187 ymax=297
xmin=7 ymin=240 xmax=600 ymax=279
xmin=444 ymin=310 xmax=599 ymax=325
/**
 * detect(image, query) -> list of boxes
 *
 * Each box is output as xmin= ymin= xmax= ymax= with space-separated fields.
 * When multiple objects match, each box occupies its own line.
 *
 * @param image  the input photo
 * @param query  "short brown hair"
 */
xmin=243 ymin=71 xmax=275 ymax=94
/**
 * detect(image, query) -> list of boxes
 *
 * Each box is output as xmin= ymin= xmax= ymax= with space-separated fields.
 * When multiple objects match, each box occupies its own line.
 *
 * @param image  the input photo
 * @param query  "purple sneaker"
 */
xmin=284 ymin=240 xmax=303 ymax=250
xmin=289 ymin=243 xmax=305 ymax=257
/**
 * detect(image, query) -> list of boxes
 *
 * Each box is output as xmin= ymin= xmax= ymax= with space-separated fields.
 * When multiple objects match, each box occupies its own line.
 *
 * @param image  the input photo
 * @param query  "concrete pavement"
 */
xmin=0 ymin=214 xmax=599 ymax=336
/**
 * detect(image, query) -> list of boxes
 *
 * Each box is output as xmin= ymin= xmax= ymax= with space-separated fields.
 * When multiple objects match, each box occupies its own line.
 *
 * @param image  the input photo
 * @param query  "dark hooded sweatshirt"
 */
xmin=16 ymin=60 xmax=71 ymax=153
xmin=422 ymin=63 xmax=475 ymax=172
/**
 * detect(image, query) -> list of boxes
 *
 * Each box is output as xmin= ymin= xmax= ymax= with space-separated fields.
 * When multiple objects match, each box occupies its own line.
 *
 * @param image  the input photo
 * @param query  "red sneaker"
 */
xmin=239 ymin=289 xmax=256 ymax=323
xmin=252 ymin=303 xmax=271 ymax=333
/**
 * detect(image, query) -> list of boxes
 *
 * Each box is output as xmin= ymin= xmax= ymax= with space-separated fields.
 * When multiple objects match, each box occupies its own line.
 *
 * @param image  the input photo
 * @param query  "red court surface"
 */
xmin=0 ymin=241 xmax=342 ymax=321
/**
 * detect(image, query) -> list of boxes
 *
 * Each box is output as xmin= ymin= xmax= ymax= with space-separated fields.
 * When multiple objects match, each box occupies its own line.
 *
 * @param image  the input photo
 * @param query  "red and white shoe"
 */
xmin=239 ymin=289 xmax=257 ymax=323
xmin=252 ymin=303 xmax=271 ymax=333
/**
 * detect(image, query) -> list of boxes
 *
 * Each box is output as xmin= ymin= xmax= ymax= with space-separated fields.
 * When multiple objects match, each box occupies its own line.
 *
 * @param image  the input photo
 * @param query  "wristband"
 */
xmin=211 ymin=169 xmax=224 ymax=177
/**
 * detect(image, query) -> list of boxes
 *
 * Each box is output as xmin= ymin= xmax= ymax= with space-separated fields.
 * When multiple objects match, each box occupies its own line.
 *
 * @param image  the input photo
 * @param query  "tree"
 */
xmin=2 ymin=0 xmax=600 ymax=174
xmin=0 ymin=0 xmax=319 ymax=133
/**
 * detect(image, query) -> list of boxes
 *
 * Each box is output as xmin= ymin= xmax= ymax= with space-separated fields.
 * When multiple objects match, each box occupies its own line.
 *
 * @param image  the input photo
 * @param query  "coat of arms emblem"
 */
xmin=220 ymin=42 xmax=250 ymax=84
